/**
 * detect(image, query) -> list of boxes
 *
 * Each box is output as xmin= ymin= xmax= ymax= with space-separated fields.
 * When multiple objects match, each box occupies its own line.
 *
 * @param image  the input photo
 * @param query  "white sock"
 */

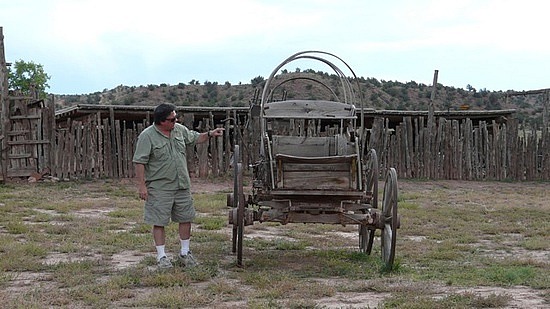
xmin=156 ymin=245 xmax=166 ymax=261
xmin=180 ymin=239 xmax=190 ymax=256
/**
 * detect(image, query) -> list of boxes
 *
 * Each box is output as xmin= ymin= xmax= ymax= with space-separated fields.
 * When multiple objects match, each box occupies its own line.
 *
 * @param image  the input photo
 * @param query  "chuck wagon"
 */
xmin=228 ymin=51 xmax=400 ymax=269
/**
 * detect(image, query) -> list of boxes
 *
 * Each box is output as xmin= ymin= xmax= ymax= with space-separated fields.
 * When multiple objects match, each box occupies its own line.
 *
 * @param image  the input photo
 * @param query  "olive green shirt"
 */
xmin=133 ymin=123 xmax=200 ymax=190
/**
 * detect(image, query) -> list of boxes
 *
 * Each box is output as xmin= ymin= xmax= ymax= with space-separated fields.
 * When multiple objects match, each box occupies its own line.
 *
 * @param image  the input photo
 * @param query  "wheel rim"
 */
xmin=381 ymin=168 xmax=398 ymax=269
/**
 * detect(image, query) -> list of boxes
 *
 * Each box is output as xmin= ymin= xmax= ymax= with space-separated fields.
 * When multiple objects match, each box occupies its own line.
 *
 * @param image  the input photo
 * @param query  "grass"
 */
xmin=0 ymin=178 xmax=548 ymax=308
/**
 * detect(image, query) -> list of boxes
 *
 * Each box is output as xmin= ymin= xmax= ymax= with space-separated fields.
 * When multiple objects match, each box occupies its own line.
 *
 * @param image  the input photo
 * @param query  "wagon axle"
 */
xmin=228 ymin=200 xmax=400 ymax=230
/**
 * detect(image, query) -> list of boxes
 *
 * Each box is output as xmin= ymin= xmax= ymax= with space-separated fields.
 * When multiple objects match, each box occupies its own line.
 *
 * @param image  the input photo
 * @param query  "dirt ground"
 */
xmin=189 ymin=177 xmax=550 ymax=308
xmin=3 ymin=177 xmax=549 ymax=308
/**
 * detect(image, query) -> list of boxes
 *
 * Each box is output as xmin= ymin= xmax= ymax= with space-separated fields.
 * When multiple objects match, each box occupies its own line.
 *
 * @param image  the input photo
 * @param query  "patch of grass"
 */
xmin=140 ymin=269 xmax=192 ymax=288
xmin=0 ymin=271 xmax=13 ymax=287
xmin=311 ymin=249 xmax=386 ymax=278
xmin=399 ymin=191 xmax=424 ymax=200
xmin=5 ymin=220 xmax=29 ymax=234
xmin=51 ymin=260 xmax=98 ymax=288
xmin=133 ymin=286 xmax=215 ymax=308
xmin=7 ymin=288 xmax=73 ymax=308
xmin=43 ymin=223 xmax=72 ymax=235
xmin=194 ymin=193 xmax=227 ymax=213
xmin=482 ymin=265 xmax=537 ymax=286
xmin=101 ymin=183 xmax=138 ymax=198
xmin=241 ymin=269 xmax=337 ymax=304
xmin=108 ymin=268 xmax=147 ymax=288
xmin=273 ymin=239 xmax=309 ymax=250
xmin=85 ymin=229 xmax=150 ymax=253
xmin=424 ymin=241 xmax=468 ymax=260
xmin=0 ymin=242 xmax=48 ymax=271
xmin=130 ymin=222 xmax=150 ymax=234
xmin=522 ymin=236 xmax=548 ymax=250
xmin=54 ymin=213 xmax=76 ymax=222
xmin=206 ymin=279 xmax=244 ymax=300
xmin=57 ymin=241 xmax=82 ymax=253
xmin=194 ymin=216 xmax=227 ymax=230
xmin=107 ymin=208 xmax=141 ymax=219
xmin=193 ymin=230 xmax=229 ymax=244
xmin=398 ymin=200 xmax=420 ymax=210
xmin=242 ymin=269 xmax=293 ymax=291
xmin=29 ymin=211 xmax=54 ymax=222
xmin=381 ymin=291 xmax=512 ymax=309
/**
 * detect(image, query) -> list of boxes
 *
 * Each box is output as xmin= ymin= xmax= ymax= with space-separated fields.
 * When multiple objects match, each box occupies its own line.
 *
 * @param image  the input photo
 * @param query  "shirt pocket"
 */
xmin=152 ymin=141 xmax=170 ymax=161
xmin=174 ymin=136 xmax=187 ymax=156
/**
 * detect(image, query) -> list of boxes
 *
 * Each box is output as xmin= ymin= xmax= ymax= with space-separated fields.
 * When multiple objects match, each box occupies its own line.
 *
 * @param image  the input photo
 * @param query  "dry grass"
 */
xmin=0 ymin=178 xmax=548 ymax=308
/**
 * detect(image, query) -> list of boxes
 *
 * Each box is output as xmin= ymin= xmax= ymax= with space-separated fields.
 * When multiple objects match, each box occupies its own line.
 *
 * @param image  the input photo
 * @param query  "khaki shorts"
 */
xmin=144 ymin=188 xmax=196 ymax=226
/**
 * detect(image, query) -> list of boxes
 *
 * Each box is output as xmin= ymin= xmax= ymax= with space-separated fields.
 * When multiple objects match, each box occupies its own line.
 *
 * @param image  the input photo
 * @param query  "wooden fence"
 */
xmin=369 ymin=116 xmax=550 ymax=181
xmin=47 ymin=111 xmax=550 ymax=182
xmin=50 ymin=111 xmax=237 ymax=181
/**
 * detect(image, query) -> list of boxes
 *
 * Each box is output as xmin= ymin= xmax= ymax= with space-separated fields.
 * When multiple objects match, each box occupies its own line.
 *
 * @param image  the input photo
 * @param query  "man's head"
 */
xmin=153 ymin=103 xmax=177 ymax=125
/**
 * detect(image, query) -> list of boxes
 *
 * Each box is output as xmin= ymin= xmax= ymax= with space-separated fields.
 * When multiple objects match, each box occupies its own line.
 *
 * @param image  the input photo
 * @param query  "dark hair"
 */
xmin=153 ymin=103 xmax=176 ymax=125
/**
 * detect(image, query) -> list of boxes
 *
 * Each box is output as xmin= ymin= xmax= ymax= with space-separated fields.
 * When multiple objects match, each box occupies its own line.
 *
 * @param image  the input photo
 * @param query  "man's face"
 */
xmin=160 ymin=111 xmax=177 ymax=131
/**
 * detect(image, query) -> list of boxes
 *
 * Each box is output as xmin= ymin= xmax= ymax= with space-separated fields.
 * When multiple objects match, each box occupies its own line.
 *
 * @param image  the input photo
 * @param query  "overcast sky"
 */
xmin=1 ymin=0 xmax=549 ymax=94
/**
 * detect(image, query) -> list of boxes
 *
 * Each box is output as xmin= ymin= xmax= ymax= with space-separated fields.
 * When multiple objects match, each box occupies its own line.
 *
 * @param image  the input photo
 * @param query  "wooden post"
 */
xmin=103 ymin=118 xmax=112 ymax=177
xmin=182 ymin=112 xmax=195 ymax=175
xmin=0 ymin=27 xmax=8 ymax=181
xmin=109 ymin=107 xmax=118 ymax=177
xmin=543 ymin=91 xmax=549 ymax=179
xmin=427 ymin=69 xmax=438 ymax=179
xmin=543 ymin=91 xmax=549 ymax=131
xmin=197 ymin=119 xmax=208 ymax=178
xmin=96 ymin=112 xmax=103 ymax=178
xmin=115 ymin=119 xmax=122 ymax=178
xmin=430 ymin=70 xmax=439 ymax=102
xmin=47 ymin=94 xmax=56 ymax=175
xmin=224 ymin=110 xmax=231 ymax=173
xmin=209 ymin=111 xmax=219 ymax=176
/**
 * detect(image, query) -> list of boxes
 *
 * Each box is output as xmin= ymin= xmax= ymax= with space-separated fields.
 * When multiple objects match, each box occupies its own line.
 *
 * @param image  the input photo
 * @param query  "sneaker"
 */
xmin=157 ymin=256 xmax=173 ymax=269
xmin=178 ymin=252 xmax=198 ymax=268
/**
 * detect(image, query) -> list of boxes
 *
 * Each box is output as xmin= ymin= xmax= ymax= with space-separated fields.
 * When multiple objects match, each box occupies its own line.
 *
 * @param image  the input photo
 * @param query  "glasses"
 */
xmin=165 ymin=117 xmax=177 ymax=123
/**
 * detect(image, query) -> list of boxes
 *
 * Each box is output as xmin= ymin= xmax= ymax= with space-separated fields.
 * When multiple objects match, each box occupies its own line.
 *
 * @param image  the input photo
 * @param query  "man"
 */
xmin=133 ymin=103 xmax=224 ymax=269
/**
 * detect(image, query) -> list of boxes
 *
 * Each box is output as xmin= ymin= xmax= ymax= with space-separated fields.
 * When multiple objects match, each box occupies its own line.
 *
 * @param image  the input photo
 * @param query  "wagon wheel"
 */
xmin=359 ymin=225 xmax=375 ymax=254
xmin=230 ymin=145 xmax=245 ymax=267
xmin=359 ymin=149 xmax=378 ymax=254
xmin=364 ymin=148 xmax=379 ymax=209
xmin=381 ymin=167 xmax=398 ymax=269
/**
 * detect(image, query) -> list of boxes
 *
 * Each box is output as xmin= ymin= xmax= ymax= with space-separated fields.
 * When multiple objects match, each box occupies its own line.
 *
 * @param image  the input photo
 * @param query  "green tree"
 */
xmin=8 ymin=60 xmax=51 ymax=98
xmin=251 ymin=76 xmax=265 ymax=88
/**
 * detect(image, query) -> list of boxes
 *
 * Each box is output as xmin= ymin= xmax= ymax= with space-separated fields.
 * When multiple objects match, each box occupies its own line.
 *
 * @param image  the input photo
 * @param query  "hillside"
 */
xmin=54 ymin=71 xmax=547 ymax=126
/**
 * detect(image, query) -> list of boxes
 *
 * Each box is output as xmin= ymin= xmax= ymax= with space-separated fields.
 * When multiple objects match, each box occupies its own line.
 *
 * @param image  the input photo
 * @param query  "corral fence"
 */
xmin=50 ymin=108 xmax=245 ymax=181
xmin=369 ymin=116 xmax=549 ymax=181
xmin=1 ymin=99 xmax=549 ymax=182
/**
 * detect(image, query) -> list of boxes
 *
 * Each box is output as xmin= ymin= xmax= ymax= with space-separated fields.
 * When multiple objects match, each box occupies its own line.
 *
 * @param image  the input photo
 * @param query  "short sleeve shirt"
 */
xmin=133 ymin=123 xmax=200 ymax=190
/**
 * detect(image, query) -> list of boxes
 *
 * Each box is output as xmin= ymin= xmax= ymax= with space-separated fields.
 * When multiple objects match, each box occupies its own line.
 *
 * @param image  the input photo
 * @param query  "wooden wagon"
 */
xmin=228 ymin=51 xmax=400 ymax=269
